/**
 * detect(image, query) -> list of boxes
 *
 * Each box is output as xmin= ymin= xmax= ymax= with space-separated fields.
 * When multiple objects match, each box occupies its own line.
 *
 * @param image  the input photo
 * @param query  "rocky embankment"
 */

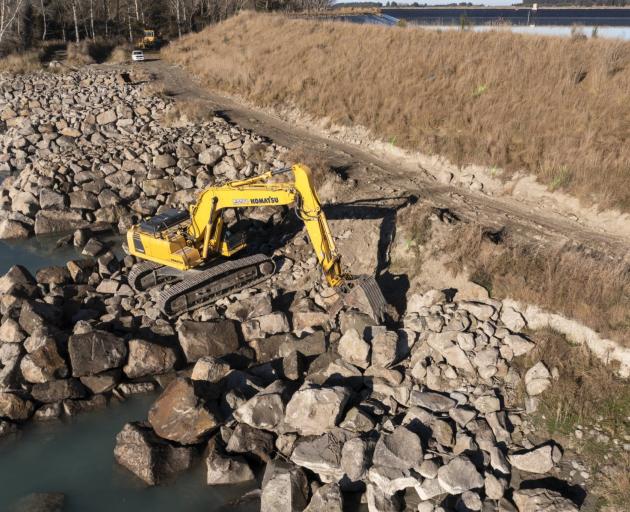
xmin=0 ymin=69 xmax=585 ymax=511
xmin=0 ymin=251 xmax=582 ymax=511
xmin=0 ymin=69 xmax=282 ymax=239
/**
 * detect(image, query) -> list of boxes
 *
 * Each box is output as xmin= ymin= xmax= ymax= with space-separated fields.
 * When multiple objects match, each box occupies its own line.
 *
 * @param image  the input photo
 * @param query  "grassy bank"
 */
xmin=163 ymin=12 xmax=630 ymax=210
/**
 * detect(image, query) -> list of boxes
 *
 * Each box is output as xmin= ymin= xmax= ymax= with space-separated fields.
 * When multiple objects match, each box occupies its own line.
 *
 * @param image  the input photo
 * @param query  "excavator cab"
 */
xmin=126 ymin=164 xmax=387 ymax=322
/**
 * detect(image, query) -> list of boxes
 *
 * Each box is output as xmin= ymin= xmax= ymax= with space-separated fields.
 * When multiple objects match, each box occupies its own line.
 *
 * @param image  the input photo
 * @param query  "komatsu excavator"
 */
xmin=126 ymin=164 xmax=386 ymax=320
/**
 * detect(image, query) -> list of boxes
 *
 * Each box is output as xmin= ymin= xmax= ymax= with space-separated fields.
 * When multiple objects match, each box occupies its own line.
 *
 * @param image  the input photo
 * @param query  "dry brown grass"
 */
xmin=0 ymin=51 xmax=43 ymax=74
xmin=512 ymin=329 xmax=630 ymax=510
xmin=445 ymin=225 xmax=630 ymax=345
xmin=107 ymin=44 xmax=133 ymax=64
xmin=65 ymin=41 xmax=96 ymax=67
xmin=163 ymin=12 xmax=630 ymax=210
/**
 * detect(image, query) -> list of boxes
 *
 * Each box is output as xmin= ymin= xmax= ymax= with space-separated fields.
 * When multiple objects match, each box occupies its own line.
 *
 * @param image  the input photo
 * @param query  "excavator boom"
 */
xmin=126 ymin=164 xmax=386 ymax=320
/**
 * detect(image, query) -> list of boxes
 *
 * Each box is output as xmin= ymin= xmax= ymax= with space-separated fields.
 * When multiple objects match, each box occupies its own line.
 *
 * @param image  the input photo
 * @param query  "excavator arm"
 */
xmin=188 ymin=164 xmax=346 ymax=288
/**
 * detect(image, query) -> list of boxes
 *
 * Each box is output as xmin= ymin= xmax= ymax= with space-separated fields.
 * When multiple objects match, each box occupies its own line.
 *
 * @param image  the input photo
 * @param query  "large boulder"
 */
xmin=114 ymin=422 xmax=196 ymax=486
xmin=284 ymin=384 xmax=350 ymax=436
xmin=337 ymin=328 xmax=370 ymax=369
xmin=290 ymin=429 xmax=353 ymax=483
xmin=34 ymin=210 xmax=88 ymax=235
xmin=205 ymin=438 xmax=255 ymax=485
xmin=123 ymin=339 xmax=178 ymax=379
xmin=509 ymin=444 xmax=559 ymax=474
xmin=68 ymin=330 xmax=127 ymax=377
xmin=512 ymin=488 xmax=579 ymax=512
xmin=437 ymin=455 xmax=484 ymax=494
xmin=225 ymin=423 xmax=275 ymax=462
xmin=0 ymin=392 xmax=33 ymax=420
xmin=0 ymin=265 xmax=35 ymax=294
xmin=30 ymin=379 xmax=87 ymax=403
xmin=0 ymin=219 xmax=30 ymax=239
xmin=177 ymin=320 xmax=239 ymax=363
xmin=148 ymin=377 xmax=220 ymax=445
xmin=20 ymin=337 xmax=68 ymax=383
xmin=304 ymin=483 xmax=343 ymax=512
xmin=373 ymin=426 xmax=423 ymax=471
xmin=233 ymin=381 xmax=292 ymax=432
xmin=261 ymin=460 xmax=309 ymax=512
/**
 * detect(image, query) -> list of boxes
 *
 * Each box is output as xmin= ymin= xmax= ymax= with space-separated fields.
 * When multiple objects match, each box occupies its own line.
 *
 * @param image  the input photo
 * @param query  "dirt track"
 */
xmin=138 ymin=58 xmax=630 ymax=263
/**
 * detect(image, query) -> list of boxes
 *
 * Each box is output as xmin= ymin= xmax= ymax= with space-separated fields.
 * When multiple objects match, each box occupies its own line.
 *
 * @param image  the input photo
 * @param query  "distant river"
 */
xmin=383 ymin=7 xmax=630 ymax=27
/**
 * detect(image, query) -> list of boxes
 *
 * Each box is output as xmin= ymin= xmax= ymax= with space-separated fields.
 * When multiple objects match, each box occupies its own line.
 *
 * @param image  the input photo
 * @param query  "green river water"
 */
xmin=0 ymin=237 xmax=259 ymax=511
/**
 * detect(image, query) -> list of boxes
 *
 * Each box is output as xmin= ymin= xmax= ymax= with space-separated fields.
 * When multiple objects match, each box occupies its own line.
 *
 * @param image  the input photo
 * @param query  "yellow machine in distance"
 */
xmin=126 ymin=164 xmax=386 ymax=319
xmin=138 ymin=29 xmax=157 ymax=49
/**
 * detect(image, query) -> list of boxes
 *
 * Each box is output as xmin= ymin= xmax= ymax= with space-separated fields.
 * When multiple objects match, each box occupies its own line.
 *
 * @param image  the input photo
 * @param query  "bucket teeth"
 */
xmin=332 ymin=275 xmax=387 ymax=323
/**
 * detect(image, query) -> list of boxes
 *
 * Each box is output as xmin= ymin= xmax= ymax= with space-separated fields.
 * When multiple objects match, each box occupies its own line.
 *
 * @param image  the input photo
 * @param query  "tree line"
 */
xmin=0 ymin=0 xmax=332 ymax=53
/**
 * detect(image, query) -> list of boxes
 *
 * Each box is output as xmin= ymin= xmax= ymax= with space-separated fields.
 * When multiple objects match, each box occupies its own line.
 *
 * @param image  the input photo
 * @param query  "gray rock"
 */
xmin=290 ymin=429 xmax=354 ymax=483
xmin=123 ymin=339 xmax=178 ymax=379
xmin=178 ymin=320 xmax=239 ymax=363
xmin=68 ymin=330 xmax=127 ymax=377
xmin=366 ymin=483 xmax=403 ymax=512
xmin=340 ymin=406 xmax=376 ymax=432
xmin=512 ymin=488 xmax=578 ymax=512
xmin=261 ymin=460 xmax=309 ymax=512
xmin=284 ymin=384 xmax=350 ymax=436
xmin=409 ymin=391 xmax=456 ymax=413
xmin=341 ymin=436 xmax=373 ymax=483
xmin=153 ymin=154 xmax=177 ymax=169
xmin=198 ymin=145 xmax=225 ymax=166
xmin=148 ymin=377 xmax=220 ymax=445
xmin=0 ymin=219 xmax=30 ymax=239
xmin=226 ymin=423 xmax=275 ymax=462
xmin=304 ymin=483 xmax=343 ymax=512
xmin=39 ymin=189 xmax=65 ymax=210
xmin=206 ymin=438 xmax=255 ymax=485
xmin=96 ymin=110 xmax=117 ymax=125
xmin=20 ymin=337 xmax=68 ymax=383
xmin=114 ymin=421 xmax=195 ymax=486
xmin=241 ymin=311 xmax=290 ymax=340
xmin=369 ymin=327 xmax=399 ymax=368
xmin=509 ymin=444 xmax=558 ymax=474
xmin=338 ymin=328 xmax=370 ymax=369
xmin=437 ymin=455 xmax=484 ymax=494
xmin=0 ymin=392 xmax=34 ymax=421
xmin=191 ymin=356 xmax=231 ymax=382
xmin=34 ymin=209 xmax=87 ymax=235
xmin=31 ymin=378 xmax=87 ymax=404
xmin=525 ymin=362 xmax=551 ymax=396
xmin=427 ymin=332 xmax=475 ymax=373
xmin=373 ymin=426 xmax=423 ymax=471
xmin=233 ymin=381 xmax=291 ymax=431
xmin=0 ymin=318 xmax=26 ymax=343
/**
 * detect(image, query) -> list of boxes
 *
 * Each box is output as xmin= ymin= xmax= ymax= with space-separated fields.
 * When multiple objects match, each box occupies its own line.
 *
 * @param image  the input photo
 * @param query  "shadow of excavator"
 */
xmin=236 ymin=193 xmax=418 ymax=317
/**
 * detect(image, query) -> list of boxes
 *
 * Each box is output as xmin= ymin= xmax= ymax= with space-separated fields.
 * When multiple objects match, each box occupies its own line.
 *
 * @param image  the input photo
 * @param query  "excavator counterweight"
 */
xmin=126 ymin=164 xmax=387 ymax=321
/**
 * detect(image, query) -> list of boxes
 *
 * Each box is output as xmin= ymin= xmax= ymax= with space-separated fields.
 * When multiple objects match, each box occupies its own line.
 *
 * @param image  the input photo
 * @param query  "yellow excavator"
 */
xmin=138 ymin=29 xmax=157 ymax=49
xmin=126 ymin=164 xmax=387 ymax=320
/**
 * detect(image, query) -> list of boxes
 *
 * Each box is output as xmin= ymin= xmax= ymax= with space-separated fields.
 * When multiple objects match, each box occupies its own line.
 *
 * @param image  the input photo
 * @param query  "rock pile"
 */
xmin=0 ymin=69 xmax=286 ymax=239
xmin=0 ymin=67 xmax=584 ymax=511
xmin=107 ymin=285 xmax=579 ymax=512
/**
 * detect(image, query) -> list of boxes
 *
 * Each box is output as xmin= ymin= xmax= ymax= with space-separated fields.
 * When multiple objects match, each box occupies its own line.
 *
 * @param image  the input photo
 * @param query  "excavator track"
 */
xmin=157 ymin=254 xmax=275 ymax=317
xmin=128 ymin=261 xmax=163 ymax=292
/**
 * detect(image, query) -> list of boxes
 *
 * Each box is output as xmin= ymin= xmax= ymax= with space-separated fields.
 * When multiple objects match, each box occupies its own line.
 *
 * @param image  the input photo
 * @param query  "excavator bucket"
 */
xmin=332 ymin=275 xmax=388 ymax=323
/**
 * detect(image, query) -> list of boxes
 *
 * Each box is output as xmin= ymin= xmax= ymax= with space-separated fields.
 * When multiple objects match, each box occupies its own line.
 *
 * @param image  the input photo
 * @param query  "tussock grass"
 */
xmin=445 ymin=225 xmax=630 ymax=345
xmin=0 ymin=51 xmax=43 ymax=74
xmin=65 ymin=41 xmax=96 ymax=67
xmin=513 ymin=329 xmax=630 ymax=509
xmin=164 ymin=12 xmax=630 ymax=210
xmin=107 ymin=44 xmax=133 ymax=64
